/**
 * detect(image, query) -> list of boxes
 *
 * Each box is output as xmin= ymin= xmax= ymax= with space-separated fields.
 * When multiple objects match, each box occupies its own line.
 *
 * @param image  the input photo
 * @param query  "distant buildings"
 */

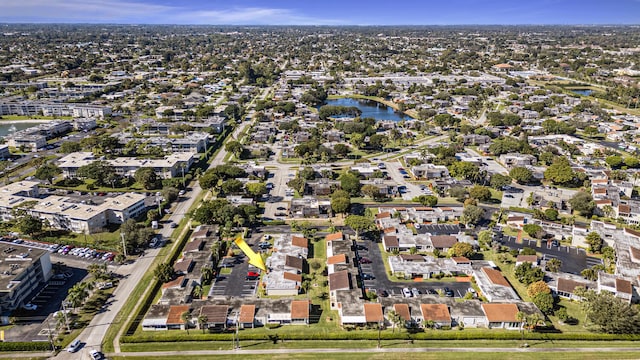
xmin=57 ymin=152 xmax=195 ymax=180
xmin=0 ymin=181 xmax=146 ymax=233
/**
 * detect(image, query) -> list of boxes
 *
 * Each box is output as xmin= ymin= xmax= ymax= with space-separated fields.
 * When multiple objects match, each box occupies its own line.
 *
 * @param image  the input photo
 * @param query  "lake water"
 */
xmin=0 ymin=122 xmax=42 ymax=137
xmin=570 ymin=89 xmax=593 ymax=96
xmin=321 ymin=98 xmax=411 ymax=121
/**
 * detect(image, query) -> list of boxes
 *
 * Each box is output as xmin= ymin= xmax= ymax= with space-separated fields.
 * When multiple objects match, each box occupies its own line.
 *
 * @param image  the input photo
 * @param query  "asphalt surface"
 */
xmin=495 ymin=233 xmax=602 ymax=275
xmin=356 ymin=238 xmax=471 ymax=298
xmin=50 ymin=116 xmax=255 ymax=360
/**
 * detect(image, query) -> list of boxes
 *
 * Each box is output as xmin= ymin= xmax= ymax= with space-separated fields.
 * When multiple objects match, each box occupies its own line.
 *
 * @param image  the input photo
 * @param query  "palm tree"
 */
xmin=192 ymin=285 xmax=203 ymax=299
xmin=545 ymin=258 xmax=562 ymax=272
xmin=197 ymin=315 xmax=208 ymax=334
xmin=388 ymin=310 xmax=405 ymax=333
xmin=181 ymin=311 xmax=192 ymax=334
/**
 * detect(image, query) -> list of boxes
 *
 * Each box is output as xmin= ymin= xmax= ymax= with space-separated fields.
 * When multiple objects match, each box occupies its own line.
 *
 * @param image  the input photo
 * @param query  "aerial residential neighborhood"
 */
xmin=0 ymin=2 xmax=640 ymax=359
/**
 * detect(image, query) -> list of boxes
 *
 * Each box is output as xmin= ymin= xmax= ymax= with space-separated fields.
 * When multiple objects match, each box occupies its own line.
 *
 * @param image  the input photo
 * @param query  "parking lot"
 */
xmin=354 ymin=238 xmax=471 ymax=298
xmin=495 ymin=233 xmax=602 ymax=275
xmin=208 ymin=235 xmax=265 ymax=298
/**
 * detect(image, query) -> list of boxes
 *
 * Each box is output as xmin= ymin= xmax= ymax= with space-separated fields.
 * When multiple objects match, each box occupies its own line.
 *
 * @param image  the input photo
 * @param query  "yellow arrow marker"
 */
xmin=234 ymin=237 xmax=267 ymax=272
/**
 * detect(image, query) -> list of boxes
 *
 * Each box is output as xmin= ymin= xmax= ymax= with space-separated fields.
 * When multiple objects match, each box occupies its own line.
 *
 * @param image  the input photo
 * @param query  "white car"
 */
xmin=89 ymin=350 xmax=103 ymax=360
xmin=402 ymin=287 xmax=412 ymax=298
xmin=67 ymin=339 xmax=81 ymax=353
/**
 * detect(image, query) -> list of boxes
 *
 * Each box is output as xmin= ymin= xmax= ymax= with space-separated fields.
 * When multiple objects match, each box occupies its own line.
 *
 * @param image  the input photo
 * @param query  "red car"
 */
xmin=246 ymin=271 xmax=260 ymax=280
xmin=359 ymin=257 xmax=372 ymax=264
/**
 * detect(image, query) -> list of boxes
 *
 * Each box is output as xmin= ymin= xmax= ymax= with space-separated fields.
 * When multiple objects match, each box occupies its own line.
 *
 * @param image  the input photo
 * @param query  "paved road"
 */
xmin=108 ymin=346 xmax=640 ymax=357
xmin=51 ymin=183 xmax=203 ymax=360
xmin=51 ymin=97 xmax=260 ymax=359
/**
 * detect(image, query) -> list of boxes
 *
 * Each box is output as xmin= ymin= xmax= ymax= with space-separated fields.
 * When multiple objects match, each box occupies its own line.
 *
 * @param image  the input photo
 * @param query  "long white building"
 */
xmin=0 ymin=181 xmax=146 ymax=233
xmin=57 ymin=152 xmax=195 ymax=179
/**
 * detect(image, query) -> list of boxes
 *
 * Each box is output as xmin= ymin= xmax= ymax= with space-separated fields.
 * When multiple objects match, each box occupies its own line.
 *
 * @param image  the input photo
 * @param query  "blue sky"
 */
xmin=0 ymin=0 xmax=638 ymax=25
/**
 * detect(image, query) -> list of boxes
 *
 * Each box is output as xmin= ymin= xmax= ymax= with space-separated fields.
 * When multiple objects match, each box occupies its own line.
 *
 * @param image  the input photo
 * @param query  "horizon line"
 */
xmin=1 ymin=23 xmax=640 ymax=27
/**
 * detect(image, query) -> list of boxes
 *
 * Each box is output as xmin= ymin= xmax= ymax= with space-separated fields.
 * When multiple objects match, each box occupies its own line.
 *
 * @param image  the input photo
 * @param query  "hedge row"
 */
xmin=0 ymin=341 xmax=53 ymax=351
xmin=123 ymin=228 xmax=193 ymax=336
xmin=121 ymin=330 xmax=640 ymax=343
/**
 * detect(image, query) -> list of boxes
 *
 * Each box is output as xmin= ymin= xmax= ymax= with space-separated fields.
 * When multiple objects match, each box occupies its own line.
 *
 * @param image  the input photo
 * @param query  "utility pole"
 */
xmin=61 ymin=301 xmax=71 ymax=333
xmin=377 ymin=320 xmax=382 ymax=349
xmin=235 ymin=311 xmax=240 ymax=349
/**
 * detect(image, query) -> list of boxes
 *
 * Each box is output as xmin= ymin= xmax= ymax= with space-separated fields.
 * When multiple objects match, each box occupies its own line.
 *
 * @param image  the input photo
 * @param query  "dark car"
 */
xmin=444 ymin=287 xmax=455 ymax=297
xmin=276 ymin=206 xmax=287 ymax=211
xmin=377 ymin=289 xmax=389 ymax=297
xmin=361 ymin=273 xmax=375 ymax=280
xmin=551 ymin=240 xmax=560 ymax=247
xmin=246 ymin=271 xmax=260 ymax=280
xmin=356 ymin=244 xmax=368 ymax=251
xmin=427 ymin=289 xmax=438 ymax=295
xmin=359 ymin=257 xmax=372 ymax=264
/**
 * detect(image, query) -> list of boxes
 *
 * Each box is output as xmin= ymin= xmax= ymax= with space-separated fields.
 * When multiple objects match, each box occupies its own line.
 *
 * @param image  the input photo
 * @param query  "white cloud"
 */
xmin=175 ymin=7 xmax=344 ymax=25
xmin=0 ymin=1 xmax=345 ymax=24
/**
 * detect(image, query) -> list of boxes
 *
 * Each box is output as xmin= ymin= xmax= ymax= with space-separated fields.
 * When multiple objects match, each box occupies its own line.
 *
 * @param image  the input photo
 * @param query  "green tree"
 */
xmin=490 ymin=174 xmax=512 ymax=189
xmin=449 ymin=162 xmax=480 ymax=181
xmin=17 ymin=215 xmax=43 ymax=236
xmin=544 ymin=157 xmax=575 ymax=185
xmin=468 ymin=185 xmax=492 ymax=202
xmin=339 ymin=172 xmax=361 ymax=197
xmin=624 ymin=157 xmax=639 ymax=168
xmin=245 ymin=182 xmax=268 ymax=199
xmin=569 ymin=191 xmax=596 ymax=217
xmin=154 ymin=262 xmax=174 ymax=283
xmin=515 ymin=262 xmax=544 ymax=285
xmin=545 ymin=258 xmax=562 ymax=272
xmin=197 ymin=314 xmax=208 ymax=334
xmin=345 ymin=215 xmax=375 ymax=240
xmin=330 ymin=196 xmax=351 ymax=215
xmin=532 ymin=292 xmax=555 ymax=315
xmin=462 ymin=205 xmax=484 ymax=226
xmin=34 ymin=163 xmax=61 ymax=184
xmin=605 ymin=155 xmax=623 ymax=169
xmin=60 ymin=141 xmax=82 ymax=153
xmin=181 ymin=310 xmax=192 ymax=335
xmin=509 ymin=167 xmax=533 ymax=184
xmin=579 ymin=290 xmax=640 ymax=334
xmin=523 ymin=224 xmax=543 ymax=238
xmin=544 ymin=208 xmax=559 ymax=221
xmin=413 ymin=195 xmax=438 ymax=207
xmin=361 ymin=184 xmax=383 ymax=200
xmin=448 ymin=242 xmax=475 ymax=258
xmin=225 ymin=140 xmax=245 ymax=159
xmin=585 ymin=232 xmax=604 ymax=254
xmin=134 ymin=167 xmax=159 ymax=190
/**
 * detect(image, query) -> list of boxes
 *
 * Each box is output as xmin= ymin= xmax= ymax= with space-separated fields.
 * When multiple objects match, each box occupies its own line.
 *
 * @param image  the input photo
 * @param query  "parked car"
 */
xmin=551 ymin=240 xmax=560 ymax=247
xmin=359 ymin=257 xmax=372 ymax=264
xmin=427 ymin=289 xmax=438 ymax=295
xmin=67 ymin=339 xmax=81 ymax=353
xmin=356 ymin=244 xmax=367 ymax=251
xmin=22 ymin=303 xmax=37 ymax=311
xmin=377 ymin=289 xmax=389 ymax=297
xmin=411 ymin=288 xmax=421 ymax=297
xmin=89 ymin=350 xmax=104 ymax=360
xmin=246 ymin=271 xmax=260 ymax=280
xmin=258 ymin=242 xmax=272 ymax=249
xmin=361 ymin=273 xmax=375 ymax=280
xmin=402 ymin=287 xmax=412 ymax=298
xmin=444 ymin=287 xmax=455 ymax=297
